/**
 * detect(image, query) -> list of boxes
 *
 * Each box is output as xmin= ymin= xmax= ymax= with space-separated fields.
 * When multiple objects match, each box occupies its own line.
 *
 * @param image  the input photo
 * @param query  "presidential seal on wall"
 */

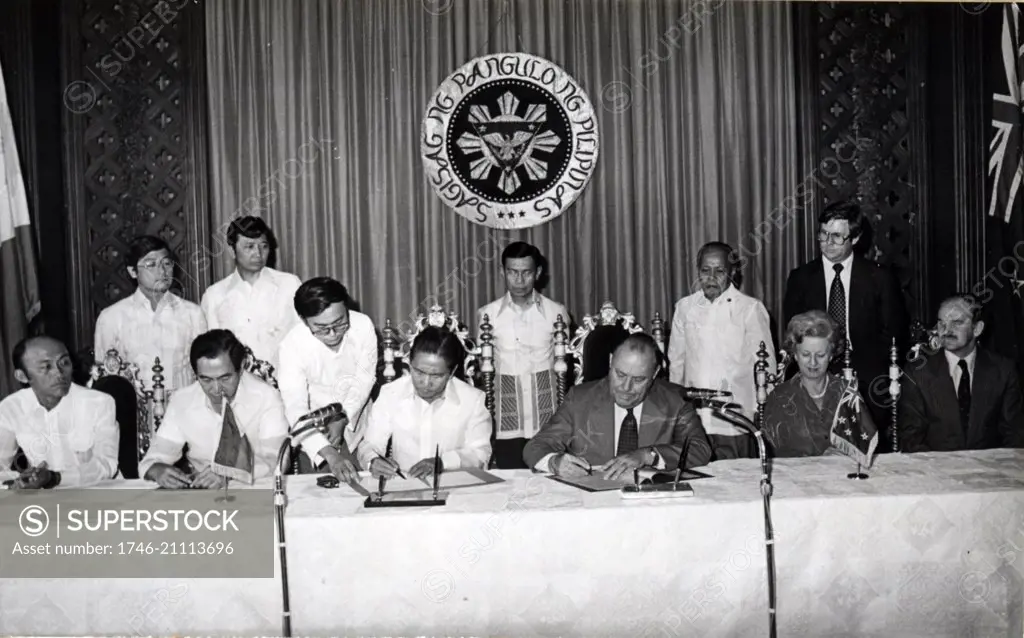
xmin=421 ymin=53 xmax=599 ymax=229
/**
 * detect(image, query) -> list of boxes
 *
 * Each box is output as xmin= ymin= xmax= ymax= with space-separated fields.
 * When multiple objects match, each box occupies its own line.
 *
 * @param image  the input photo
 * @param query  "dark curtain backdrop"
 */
xmin=205 ymin=0 xmax=799 ymax=338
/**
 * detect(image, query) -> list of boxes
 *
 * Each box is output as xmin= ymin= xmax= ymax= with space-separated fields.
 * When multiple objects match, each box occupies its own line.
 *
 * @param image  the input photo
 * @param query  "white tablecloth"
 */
xmin=1 ymin=450 xmax=1022 ymax=637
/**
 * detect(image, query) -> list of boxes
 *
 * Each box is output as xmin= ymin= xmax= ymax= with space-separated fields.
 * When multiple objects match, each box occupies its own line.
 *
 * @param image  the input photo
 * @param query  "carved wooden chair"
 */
xmin=380 ymin=305 xmax=495 ymax=416
xmin=887 ymin=320 xmax=940 ymax=452
xmin=378 ymin=306 xmax=495 ymax=468
xmin=753 ymin=341 xmax=792 ymax=428
xmin=87 ymin=349 xmax=167 ymax=479
xmin=242 ymin=346 xmax=279 ymax=389
xmin=552 ymin=301 xmax=666 ymax=403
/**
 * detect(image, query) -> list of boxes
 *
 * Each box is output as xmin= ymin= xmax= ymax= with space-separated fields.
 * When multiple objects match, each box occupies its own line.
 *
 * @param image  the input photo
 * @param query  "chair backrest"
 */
xmin=87 ymin=348 xmax=167 ymax=459
xmin=753 ymin=341 xmax=791 ymax=427
xmin=90 ymin=375 xmax=140 ymax=479
xmin=907 ymin=320 xmax=941 ymax=364
xmin=380 ymin=305 xmax=495 ymax=414
xmin=556 ymin=302 xmax=664 ymax=392
xmin=381 ymin=306 xmax=486 ymax=380
xmin=242 ymin=346 xmax=279 ymax=388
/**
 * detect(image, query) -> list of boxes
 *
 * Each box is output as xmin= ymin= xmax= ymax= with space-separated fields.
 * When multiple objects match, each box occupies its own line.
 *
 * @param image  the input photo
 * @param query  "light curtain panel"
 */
xmin=205 ymin=0 xmax=798 ymax=334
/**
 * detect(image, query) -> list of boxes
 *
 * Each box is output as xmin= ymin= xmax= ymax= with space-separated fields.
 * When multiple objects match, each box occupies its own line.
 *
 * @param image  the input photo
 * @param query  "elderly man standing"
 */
xmin=0 ymin=336 xmax=119 ymax=488
xmin=524 ymin=333 xmax=712 ymax=478
xmin=667 ymin=241 xmax=774 ymax=459
xmin=201 ymin=216 xmax=302 ymax=369
xmin=477 ymin=242 xmax=569 ymax=468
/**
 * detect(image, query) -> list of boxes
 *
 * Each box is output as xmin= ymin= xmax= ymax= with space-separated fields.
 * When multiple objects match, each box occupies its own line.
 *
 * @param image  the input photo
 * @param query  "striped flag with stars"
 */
xmin=990 ymin=3 xmax=1024 ymax=223
xmin=829 ymin=377 xmax=878 ymax=467
xmin=986 ymin=3 xmax=1024 ymax=380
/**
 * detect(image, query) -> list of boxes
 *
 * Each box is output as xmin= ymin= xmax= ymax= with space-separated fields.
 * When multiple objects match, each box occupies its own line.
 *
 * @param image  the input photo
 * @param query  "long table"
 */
xmin=1 ymin=450 xmax=1022 ymax=636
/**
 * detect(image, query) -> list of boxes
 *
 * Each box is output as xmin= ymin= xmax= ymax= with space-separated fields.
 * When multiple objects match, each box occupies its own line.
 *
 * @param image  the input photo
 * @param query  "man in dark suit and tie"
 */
xmin=899 ymin=294 xmax=1024 ymax=452
xmin=522 ymin=333 xmax=712 ymax=478
xmin=783 ymin=201 xmax=908 ymax=450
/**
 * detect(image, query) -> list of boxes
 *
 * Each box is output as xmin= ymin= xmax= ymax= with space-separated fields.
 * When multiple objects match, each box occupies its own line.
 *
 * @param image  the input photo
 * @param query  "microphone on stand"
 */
xmin=274 ymin=402 xmax=343 ymax=638
xmin=708 ymin=404 xmax=777 ymax=638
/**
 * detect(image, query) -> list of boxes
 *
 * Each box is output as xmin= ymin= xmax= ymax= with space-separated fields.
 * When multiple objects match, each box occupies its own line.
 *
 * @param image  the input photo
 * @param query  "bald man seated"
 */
xmin=0 ymin=336 xmax=119 ymax=488
xmin=523 ymin=333 xmax=713 ymax=479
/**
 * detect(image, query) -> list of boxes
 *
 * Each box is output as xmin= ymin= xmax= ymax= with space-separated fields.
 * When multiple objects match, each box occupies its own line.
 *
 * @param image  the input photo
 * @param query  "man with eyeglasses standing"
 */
xmin=94 ymin=235 xmax=207 ymax=391
xmin=783 ymin=201 xmax=908 ymax=449
xmin=276 ymin=277 xmax=377 ymax=479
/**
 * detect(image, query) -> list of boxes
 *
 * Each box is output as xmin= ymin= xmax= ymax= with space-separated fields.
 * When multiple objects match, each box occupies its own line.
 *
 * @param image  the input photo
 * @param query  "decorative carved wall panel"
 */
xmin=798 ymin=2 xmax=928 ymax=321
xmin=62 ymin=0 xmax=208 ymax=353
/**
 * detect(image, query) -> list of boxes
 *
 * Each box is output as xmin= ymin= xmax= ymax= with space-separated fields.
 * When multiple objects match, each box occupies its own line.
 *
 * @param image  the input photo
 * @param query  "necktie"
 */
xmin=957 ymin=360 xmax=971 ymax=438
xmin=828 ymin=263 xmax=847 ymax=363
xmin=617 ymin=408 xmax=639 ymax=456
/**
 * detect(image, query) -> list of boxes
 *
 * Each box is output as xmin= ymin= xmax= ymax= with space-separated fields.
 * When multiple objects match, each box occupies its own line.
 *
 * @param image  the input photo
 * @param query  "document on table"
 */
xmin=549 ymin=469 xmax=713 ymax=492
xmin=346 ymin=468 xmax=504 ymax=495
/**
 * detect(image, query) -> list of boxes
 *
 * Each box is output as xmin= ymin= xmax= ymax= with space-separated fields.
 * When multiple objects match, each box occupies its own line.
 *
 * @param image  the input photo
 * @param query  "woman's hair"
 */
xmin=783 ymin=310 xmax=837 ymax=353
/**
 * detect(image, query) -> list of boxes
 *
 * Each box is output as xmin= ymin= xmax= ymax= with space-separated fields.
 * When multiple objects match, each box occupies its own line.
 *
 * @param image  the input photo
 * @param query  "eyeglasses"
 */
xmin=138 ymin=259 xmax=175 ymax=271
xmin=817 ymin=231 xmax=851 ymax=245
xmin=309 ymin=320 xmax=349 ymax=338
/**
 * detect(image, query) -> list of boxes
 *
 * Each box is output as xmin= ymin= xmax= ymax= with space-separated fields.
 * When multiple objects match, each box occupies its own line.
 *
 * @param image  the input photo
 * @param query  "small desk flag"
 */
xmin=829 ymin=377 xmax=878 ymax=467
xmin=211 ymin=403 xmax=254 ymax=484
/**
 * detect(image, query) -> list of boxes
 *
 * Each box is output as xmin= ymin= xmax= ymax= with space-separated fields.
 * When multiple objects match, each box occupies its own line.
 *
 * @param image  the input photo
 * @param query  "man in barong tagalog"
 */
xmin=477 ymin=242 xmax=570 ymax=469
xmin=140 ymin=330 xmax=289 ymax=488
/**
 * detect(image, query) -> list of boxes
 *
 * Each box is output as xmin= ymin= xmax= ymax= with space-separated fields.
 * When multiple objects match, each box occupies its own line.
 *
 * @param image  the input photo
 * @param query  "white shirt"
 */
xmin=0 ymin=384 xmax=118 ymax=486
xmin=201 ymin=267 xmax=302 ymax=369
xmin=535 ymin=402 xmax=666 ymax=472
xmin=356 ymin=375 xmax=492 ymax=471
xmin=477 ymin=292 xmax=568 ymax=438
xmin=277 ymin=310 xmax=378 ymax=463
xmin=945 ymin=348 xmax=977 ymax=392
xmin=822 ymin=253 xmax=854 ymax=349
xmin=667 ymin=284 xmax=774 ymax=429
xmin=478 ymin=292 xmax=568 ymax=375
xmin=139 ymin=373 xmax=289 ymax=480
xmin=94 ymin=289 xmax=207 ymax=391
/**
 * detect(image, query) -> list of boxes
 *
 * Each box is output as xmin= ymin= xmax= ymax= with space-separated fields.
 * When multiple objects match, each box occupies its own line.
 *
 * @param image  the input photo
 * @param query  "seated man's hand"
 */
xmin=319 ymin=445 xmax=358 ymax=483
xmin=549 ymin=452 xmax=590 ymax=477
xmin=409 ymin=457 xmax=443 ymax=480
xmin=369 ymin=456 xmax=401 ymax=479
xmin=191 ymin=466 xmax=228 ymax=490
xmin=145 ymin=463 xmax=193 ymax=489
xmin=597 ymin=448 xmax=650 ymax=481
xmin=14 ymin=463 xmax=52 ymax=490
xmin=326 ymin=414 xmax=350 ymax=448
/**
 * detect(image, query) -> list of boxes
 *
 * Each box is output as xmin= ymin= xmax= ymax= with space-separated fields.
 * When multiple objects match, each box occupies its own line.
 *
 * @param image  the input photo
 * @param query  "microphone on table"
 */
xmin=291 ymin=403 xmax=346 ymax=439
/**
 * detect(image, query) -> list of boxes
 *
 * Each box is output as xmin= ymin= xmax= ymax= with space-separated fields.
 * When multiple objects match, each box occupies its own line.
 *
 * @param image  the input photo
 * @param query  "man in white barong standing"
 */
xmin=667 ymin=241 xmax=775 ymax=459
xmin=477 ymin=242 xmax=569 ymax=468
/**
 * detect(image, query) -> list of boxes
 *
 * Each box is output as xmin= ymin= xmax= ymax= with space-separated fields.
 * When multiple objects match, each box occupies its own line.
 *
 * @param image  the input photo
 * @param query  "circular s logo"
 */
xmin=19 ymin=505 xmax=49 ymax=537
xmin=420 ymin=568 xmax=455 ymax=603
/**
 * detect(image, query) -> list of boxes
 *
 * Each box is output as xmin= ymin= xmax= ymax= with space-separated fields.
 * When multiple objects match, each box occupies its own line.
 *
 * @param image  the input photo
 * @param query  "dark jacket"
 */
xmin=523 ymin=378 xmax=712 ymax=470
xmin=898 ymin=348 xmax=1024 ymax=452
